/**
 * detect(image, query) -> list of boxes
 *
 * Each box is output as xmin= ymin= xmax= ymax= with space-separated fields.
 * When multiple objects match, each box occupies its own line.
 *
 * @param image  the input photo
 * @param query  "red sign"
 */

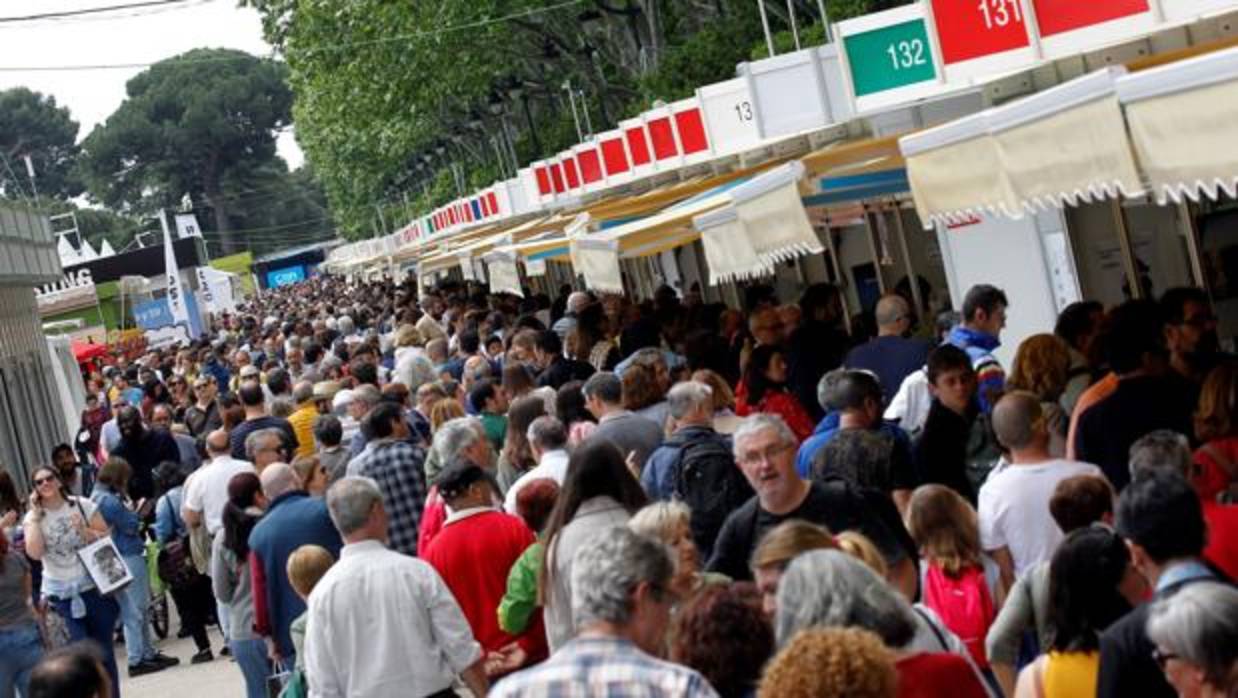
xmin=534 ymin=167 xmax=551 ymax=196
xmin=486 ymin=191 xmax=499 ymax=216
xmin=549 ymin=163 xmax=566 ymax=194
xmin=625 ymin=127 xmax=652 ymax=165
xmin=563 ymin=157 xmax=581 ymax=190
xmin=673 ymin=108 xmax=709 ymax=154
xmin=932 ymin=0 xmax=1031 ymax=64
xmin=1032 ymin=0 xmax=1149 ymax=37
xmin=601 ymin=139 xmax=629 ymax=176
xmin=578 ymin=148 xmax=603 ymax=183
xmin=647 ymin=117 xmax=679 ymax=160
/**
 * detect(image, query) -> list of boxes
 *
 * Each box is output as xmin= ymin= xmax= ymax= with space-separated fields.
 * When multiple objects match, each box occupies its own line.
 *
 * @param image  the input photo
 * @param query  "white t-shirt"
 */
xmin=503 ymin=449 xmax=570 ymax=515
xmin=978 ymin=459 xmax=1105 ymax=578
xmin=25 ymin=496 xmax=96 ymax=582
xmin=183 ymin=455 xmax=257 ymax=536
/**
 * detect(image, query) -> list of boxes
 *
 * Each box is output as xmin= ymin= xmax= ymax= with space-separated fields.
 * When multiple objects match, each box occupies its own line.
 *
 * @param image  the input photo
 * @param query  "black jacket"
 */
xmin=1097 ymin=571 xmax=1225 ymax=698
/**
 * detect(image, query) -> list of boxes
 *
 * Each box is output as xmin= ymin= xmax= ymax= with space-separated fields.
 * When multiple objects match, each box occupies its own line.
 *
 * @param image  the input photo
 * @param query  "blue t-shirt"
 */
xmin=844 ymin=335 xmax=933 ymax=404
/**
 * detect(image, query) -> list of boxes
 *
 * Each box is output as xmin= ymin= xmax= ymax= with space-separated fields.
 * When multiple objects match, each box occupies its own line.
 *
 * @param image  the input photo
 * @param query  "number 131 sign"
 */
xmin=929 ymin=0 xmax=1037 ymax=81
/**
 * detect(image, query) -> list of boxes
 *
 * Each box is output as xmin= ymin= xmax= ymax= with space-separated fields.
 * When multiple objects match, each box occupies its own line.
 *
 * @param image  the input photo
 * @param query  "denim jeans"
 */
xmin=116 ymin=552 xmax=156 ymax=666
xmin=49 ymin=588 xmax=121 ymax=698
xmin=0 ymin=621 xmax=43 ymax=698
xmin=231 ymin=637 xmax=271 ymax=698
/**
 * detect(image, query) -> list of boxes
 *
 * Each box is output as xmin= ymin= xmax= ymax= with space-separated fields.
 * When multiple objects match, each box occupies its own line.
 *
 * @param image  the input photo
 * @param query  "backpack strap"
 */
xmin=913 ymin=605 xmax=950 ymax=652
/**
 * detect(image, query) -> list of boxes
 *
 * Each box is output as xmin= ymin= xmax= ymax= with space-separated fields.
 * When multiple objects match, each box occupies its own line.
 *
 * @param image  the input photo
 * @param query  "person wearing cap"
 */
xmin=312 ymin=381 xmax=340 ymax=415
xmin=422 ymin=457 xmax=542 ymax=673
xmin=185 ymin=374 xmax=223 ymax=438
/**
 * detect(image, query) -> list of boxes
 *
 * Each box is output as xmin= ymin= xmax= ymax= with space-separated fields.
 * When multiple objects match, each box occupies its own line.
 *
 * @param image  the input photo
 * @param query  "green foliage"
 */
xmin=77 ymin=48 xmax=296 ymax=254
xmin=0 ymin=87 xmax=82 ymax=201
xmin=245 ymin=0 xmax=898 ymax=239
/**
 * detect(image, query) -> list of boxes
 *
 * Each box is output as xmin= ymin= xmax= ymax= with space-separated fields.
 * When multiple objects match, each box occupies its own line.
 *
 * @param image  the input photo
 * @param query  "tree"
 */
xmin=0 ymin=87 xmax=82 ymax=201
xmin=78 ymin=48 xmax=294 ymax=254
xmin=244 ymin=0 xmax=900 ymax=238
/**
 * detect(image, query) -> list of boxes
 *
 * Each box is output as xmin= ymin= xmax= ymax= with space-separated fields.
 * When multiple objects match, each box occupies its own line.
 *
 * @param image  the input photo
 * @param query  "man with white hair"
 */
xmin=551 ymin=291 xmax=591 ymax=341
xmin=305 ymin=477 xmax=488 ymax=698
xmin=503 ymin=416 xmax=570 ymax=514
xmin=640 ymin=381 xmax=748 ymax=559
xmin=420 ymin=416 xmax=495 ymax=551
xmin=345 ymin=384 xmax=382 ymax=458
xmin=492 ymin=527 xmax=717 ymax=697
xmin=705 ymin=414 xmax=917 ymax=591
xmin=247 ymin=463 xmax=342 ymax=665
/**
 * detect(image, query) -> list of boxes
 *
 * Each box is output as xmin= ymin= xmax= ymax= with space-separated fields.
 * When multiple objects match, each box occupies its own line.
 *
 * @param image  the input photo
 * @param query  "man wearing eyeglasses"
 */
xmin=705 ymin=413 xmax=916 ymax=592
xmin=184 ymin=376 xmax=222 ymax=438
xmin=1161 ymin=287 xmax=1223 ymax=386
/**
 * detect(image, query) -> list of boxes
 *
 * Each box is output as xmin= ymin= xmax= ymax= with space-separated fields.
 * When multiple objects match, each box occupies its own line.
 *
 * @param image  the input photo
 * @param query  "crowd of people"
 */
xmin=0 ymin=272 xmax=1236 ymax=698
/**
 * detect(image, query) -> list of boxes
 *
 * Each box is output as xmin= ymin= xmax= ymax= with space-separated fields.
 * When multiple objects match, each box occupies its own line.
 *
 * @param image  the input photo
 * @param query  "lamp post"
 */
xmin=757 ymin=0 xmax=775 ymax=57
xmin=562 ymin=79 xmax=584 ymax=142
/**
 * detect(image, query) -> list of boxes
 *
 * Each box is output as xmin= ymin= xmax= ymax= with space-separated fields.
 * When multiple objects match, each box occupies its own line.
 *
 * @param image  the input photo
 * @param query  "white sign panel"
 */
xmin=698 ymin=78 xmax=762 ymax=156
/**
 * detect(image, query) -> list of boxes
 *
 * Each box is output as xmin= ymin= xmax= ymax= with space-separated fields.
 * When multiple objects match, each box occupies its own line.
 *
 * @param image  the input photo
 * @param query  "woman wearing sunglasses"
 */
xmin=21 ymin=465 xmax=121 ymax=694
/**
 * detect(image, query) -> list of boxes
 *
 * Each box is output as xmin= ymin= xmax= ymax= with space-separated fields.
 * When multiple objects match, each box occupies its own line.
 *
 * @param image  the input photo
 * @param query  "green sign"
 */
xmin=844 ymin=18 xmax=937 ymax=97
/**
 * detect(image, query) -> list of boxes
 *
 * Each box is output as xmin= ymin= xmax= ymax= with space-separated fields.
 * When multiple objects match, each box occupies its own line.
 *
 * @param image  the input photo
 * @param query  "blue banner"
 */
xmin=267 ymin=265 xmax=305 ymax=288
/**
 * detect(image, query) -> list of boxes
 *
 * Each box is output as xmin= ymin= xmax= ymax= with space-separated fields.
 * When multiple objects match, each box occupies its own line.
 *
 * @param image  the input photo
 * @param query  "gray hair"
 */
xmin=260 ymin=462 xmax=299 ymax=500
xmin=433 ymin=416 xmax=484 ymax=465
xmin=733 ymin=413 xmax=797 ymax=458
xmin=570 ymin=527 xmax=674 ymax=628
xmin=816 ymin=370 xmax=843 ymax=412
xmin=527 ymin=416 xmax=568 ymax=451
xmin=774 ymin=550 xmax=917 ymax=648
xmin=245 ymin=428 xmax=284 ymax=461
xmin=1129 ymin=430 xmax=1192 ymax=481
xmin=292 ymin=381 xmax=315 ymax=404
xmin=825 ymin=370 xmax=882 ymax=412
xmin=337 ymin=315 xmax=355 ymax=336
xmin=582 ymin=372 xmax=622 ymax=405
xmin=352 ymin=384 xmax=381 ymax=407
xmin=1146 ymin=582 xmax=1238 ymax=688
xmin=667 ymin=381 xmax=712 ymax=421
xmin=270 ymin=397 xmax=295 ymax=419
xmin=326 ymin=476 xmax=383 ymax=537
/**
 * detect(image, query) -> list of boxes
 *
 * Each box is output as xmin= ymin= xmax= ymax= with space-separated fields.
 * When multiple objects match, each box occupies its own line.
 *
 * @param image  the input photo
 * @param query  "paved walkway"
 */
xmin=115 ymin=620 xmax=247 ymax=697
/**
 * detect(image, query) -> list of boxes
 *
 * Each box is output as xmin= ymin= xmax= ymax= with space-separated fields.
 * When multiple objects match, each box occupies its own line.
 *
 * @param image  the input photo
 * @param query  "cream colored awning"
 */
xmin=901 ymin=68 xmax=1141 ymax=228
xmin=1118 ymin=44 xmax=1238 ymax=204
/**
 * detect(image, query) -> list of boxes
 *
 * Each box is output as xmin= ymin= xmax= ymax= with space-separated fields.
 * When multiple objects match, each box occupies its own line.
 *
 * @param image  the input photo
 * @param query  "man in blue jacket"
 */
xmin=945 ymin=284 xmax=1008 ymax=413
xmin=248 ymin=463 xmax=342 ymax=665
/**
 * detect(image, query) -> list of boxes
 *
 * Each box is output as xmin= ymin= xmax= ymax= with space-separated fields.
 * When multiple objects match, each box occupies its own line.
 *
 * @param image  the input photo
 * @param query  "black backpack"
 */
xmin=672 ymin=432 xmax=753 ymax=560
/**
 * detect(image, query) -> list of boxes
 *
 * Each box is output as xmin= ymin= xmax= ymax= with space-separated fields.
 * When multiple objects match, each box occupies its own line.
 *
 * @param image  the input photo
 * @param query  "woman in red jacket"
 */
xmin=737 ymin=344 xmax=816 ymax=442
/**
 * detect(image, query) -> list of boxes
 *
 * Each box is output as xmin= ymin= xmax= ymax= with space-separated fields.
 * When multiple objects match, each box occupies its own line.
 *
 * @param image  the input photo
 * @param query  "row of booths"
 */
xmin=326 ymin=1 xmax=1238 ymax=366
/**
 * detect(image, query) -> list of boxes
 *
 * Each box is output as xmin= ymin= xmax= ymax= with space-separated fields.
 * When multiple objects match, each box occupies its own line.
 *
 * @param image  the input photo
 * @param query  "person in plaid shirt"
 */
xmin=491 ymin=527 xmax=719 ymax=698
xmin=350 ymin=401 xmax=428 ymax=557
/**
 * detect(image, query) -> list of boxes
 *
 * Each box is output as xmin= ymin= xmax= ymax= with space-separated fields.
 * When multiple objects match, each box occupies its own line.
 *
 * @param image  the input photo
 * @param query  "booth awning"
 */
xmin=901 ymin=68 xmax=1142 ymax=228
xmin=1118 ymin=45 xmax=1238 ymax=204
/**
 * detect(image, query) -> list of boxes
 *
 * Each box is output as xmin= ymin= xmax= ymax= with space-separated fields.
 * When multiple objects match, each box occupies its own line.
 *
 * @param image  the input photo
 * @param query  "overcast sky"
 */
xmin=0 ymin=0 xmax=305 ymax=169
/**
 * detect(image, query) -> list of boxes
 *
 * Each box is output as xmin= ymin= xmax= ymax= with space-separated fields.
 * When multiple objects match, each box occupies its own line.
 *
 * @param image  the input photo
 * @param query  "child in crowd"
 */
xmin=914 ymin=345 xmax=1000 ymax=503
xmin=905 ymin=484 xmax=1002 ymax=673
xmin=286 ymin=545 xmax=337 ymax=672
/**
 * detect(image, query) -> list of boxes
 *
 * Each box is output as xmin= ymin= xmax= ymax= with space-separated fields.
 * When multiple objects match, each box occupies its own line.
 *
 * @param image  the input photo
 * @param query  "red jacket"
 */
xmin=422 ymin=508 xmax=541 ymax=659
xmin=737 ymin=385 xmax=815 ymax=443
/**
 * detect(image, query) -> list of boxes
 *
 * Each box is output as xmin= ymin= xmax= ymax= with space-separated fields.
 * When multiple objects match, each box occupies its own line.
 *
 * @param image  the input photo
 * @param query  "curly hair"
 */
xmin=1007 ymin=333 xmax=1072 ymax=401
xmin=670 ymin=583 xmax=774 ymax=698
xmin=758 ymin=627 xmax=898 ymax=698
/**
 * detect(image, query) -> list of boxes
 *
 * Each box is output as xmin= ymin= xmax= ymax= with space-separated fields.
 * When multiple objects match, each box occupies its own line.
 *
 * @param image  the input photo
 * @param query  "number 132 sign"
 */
xmin=838 ymin=3 xmax=945 ymax=112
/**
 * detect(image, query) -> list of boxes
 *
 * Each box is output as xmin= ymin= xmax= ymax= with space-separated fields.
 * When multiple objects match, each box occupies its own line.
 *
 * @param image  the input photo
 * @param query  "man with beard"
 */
xmin=1160 ymin=287 xmax=1224 ymax=387
xmin=110 ymin=406 xmax=182 ymax=501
